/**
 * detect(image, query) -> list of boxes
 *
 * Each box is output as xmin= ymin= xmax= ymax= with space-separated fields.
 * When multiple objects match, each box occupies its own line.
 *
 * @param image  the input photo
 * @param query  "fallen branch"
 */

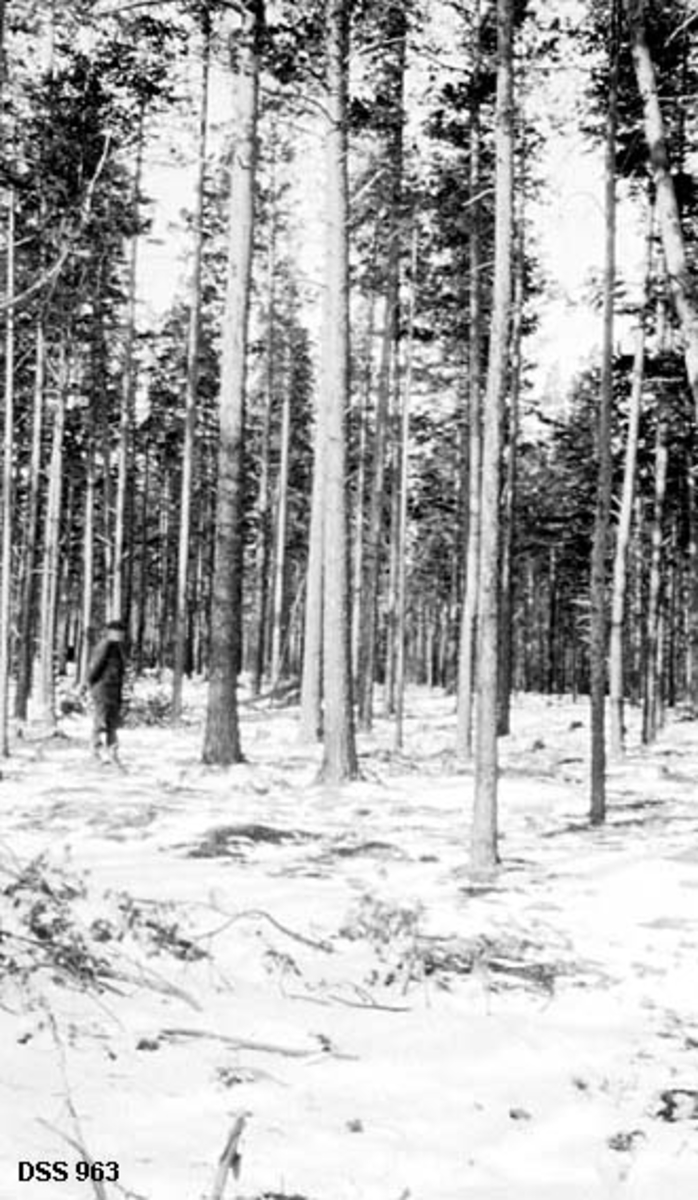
xmin=40 ymin=1008 xmax=109 ymax=1200
xmin=195 ymin=906 xmax=333 ymax=954
xmin=160 ymin=1027 xmax=321 ymax=1058
xmin=212 ymin=1112 xmax=249 ymax=1200
xmin=36 ymin=1121 xmax=109 ymax=1200
xmin=325 ymin=990 xmax=410 ymax=1012
xmin=107 ymin=959 xmax=201 ymax=1011
xmin=160 ymin=1026 xmax=358 ymax=1061
xmin=288 ymin=990 xmax=411 ymax=1013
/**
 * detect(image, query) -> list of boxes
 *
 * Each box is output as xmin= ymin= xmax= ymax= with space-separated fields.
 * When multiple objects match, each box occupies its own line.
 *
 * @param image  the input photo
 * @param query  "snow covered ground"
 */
xmin=2 ymin=683 xmax=698 ymax=1200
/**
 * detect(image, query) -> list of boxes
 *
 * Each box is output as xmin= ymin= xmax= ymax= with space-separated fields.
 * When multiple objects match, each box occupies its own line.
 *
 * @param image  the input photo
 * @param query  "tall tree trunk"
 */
xmin=471 ymin=0 xmax=514 ymax=875
xmin=589 ymin=0 xmax=618 ymax=826
xmin=113 ymin=103 xmax=144 ymax=621
xmin=687 ymin=440 xmax=698 ymax=714
xmin=157 ymin=468 xmax=171 ymax=666
xmin=357 ymin=2 xmax=406 ymax=731
xmin=251 ymin=180 xmax=277 ymax=695
xmin=80 ymin=435 xmax=96 ymax=685
xmin=135 ymin=435 xmax=150 ymax=673
xmin=0 ymin=0 xmax=6 ymax=94
xmin=81 ymin=271 xmax=108 ymax=680
xmin=39 ymin=342 xmax=68 ymax=729
xmin=609 ymin=191 xmax=653 ymax=755
xmin=394 ymin=226 xmax=417 ymax=751
xmin=299 ymin=405 xmax=324 ymax=741
xmin=642 ymin=405 xmax=668 ymax=744
xmin=0 ymin=186 xmax=14 ymax=754
xmin=456 ymin=1 xmax=483 ymax=761
xmin=173 ymin=13 xmax=210 ymax=720
xmin=351 ymin=288 xmax=375 ymax=677
xmin=270 ymin=367 xmax=291 ymax=691
xmin=202 ymin=1 xmax=262 ymax=765
xmin=623 ymin=0 xmax=698 ymax=419
xmin=497 ymin=220 xmax=523 ymax=735
xmin=383 ymin=396 xmax=401 ymax=716
xmin=15 ymin=318 xmax=45 ymax=721
xmin=317 ymin=0 xmax=358 ymax=783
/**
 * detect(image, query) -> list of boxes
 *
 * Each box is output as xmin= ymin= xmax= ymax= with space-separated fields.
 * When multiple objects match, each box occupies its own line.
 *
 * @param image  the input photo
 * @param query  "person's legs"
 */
xmin=92 ymin=704 xmax=106 ymax=757
xmin=105 ymin=708 xmax=121 ymax=763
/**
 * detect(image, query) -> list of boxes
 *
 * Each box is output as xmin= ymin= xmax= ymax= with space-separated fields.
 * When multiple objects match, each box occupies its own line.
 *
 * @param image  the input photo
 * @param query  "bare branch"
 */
xmin=194 ymin=905 xmax=333 ymax=953
xmin=160 ymin=1025 xmax=359 ymax=1060
xmin=40 ymin=1009 xmax=109 ymax=1200
xmin=212 ymin=1113 xmax=249 ymax=1200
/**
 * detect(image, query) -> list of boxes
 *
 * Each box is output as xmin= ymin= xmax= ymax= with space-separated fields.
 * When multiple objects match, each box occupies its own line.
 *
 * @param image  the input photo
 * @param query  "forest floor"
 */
xmin=1 ymin=680 xmax=698 ymax=1200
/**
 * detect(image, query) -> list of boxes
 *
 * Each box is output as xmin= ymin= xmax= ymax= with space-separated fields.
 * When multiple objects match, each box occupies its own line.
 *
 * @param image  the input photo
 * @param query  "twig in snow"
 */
xmin=159 ymin=1026 xmax=358 ymax=1061
xmin=160 ymin=1027 xmax=319 ymax=1058
xmin=39 ymin=1008 xmax=109 ymax=1200
xmin=195 ymin=906 xmax=333 ymax=954
xmin=211 ymin=1112 xmax=249 ymax=1200
xmin=284 ymin=981 xmax=411 ymax=1012
xmin=107 ymin=958 xmax=201 ymax=1010
xmin=324 ymin=991 xmax=411 ymax=1013
xmin=37 ymin=1120 xmax=109 ymax=1200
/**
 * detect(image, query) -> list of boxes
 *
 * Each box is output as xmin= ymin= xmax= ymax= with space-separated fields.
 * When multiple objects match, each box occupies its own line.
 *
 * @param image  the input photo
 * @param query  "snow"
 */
xmin=2 ymin=684 xmax=698 ymax=1199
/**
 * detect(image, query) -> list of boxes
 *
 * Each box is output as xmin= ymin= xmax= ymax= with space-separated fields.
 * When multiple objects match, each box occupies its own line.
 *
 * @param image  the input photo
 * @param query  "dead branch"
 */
xmin=211 ymin=1112 xmax=249 ymax=1200
xmin=160 ymin=1026 xmax=359 ymax=1062
xmin=40 ymin=1008 xmax=109 ymax=1200
xmin=195 ymin=906 xmax=333 ymax=954
xmin=325 ymin=991 xmax=411 ymax=1013
xmin=285 ymin=988 xmax=411 ymax=1013
xmin=37 ymin=1121 xmax=109 ymax=1200
xmin=159 ymin=1027 xmax=321 ymax=1058
xmin=106 ymin=959 xmax=202 ymax=1011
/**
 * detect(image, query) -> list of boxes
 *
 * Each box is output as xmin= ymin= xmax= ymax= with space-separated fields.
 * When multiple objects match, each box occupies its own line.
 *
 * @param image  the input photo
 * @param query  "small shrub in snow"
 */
xmin=0 ymin=853 xmax=206 ymax=1001
xmin=340 ymin=894 xmax=424 ymax=948
xmin=1 ymin=855 xmax=108 ymax=988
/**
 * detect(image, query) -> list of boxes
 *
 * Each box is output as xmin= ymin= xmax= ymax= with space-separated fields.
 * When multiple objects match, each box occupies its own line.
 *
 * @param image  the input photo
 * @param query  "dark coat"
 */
xmin=88 ymin=639 xmax=126 ymax=713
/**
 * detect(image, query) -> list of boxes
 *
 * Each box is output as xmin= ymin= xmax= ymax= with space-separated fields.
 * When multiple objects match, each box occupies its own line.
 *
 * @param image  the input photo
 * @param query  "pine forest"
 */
xmin=1 ymin=1 xmax=698 ymax=1196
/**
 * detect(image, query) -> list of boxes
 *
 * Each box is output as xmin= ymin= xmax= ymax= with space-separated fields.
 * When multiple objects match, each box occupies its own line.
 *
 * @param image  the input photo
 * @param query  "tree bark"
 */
xmin=251 ymin=192 xmax=277 ymax=695
xmin=0 ymin=185 xmax=15 ymax=754
xmin=357 ymin=2 xmax=406 ymax=731
xmin=0 ymin=0 xmax=6 ymax=95
xmin=642 ymin=405 xmax=668 ymax=744
xmin=471 ymin=0 xmax=514 ymax=875
xmin=456 ymin=1 xmax=483 ymax=761
xmin=14 ymin=318 xmax=45 ymax=721
xmin=80 ymin=434 xmax=96 ymax=684
xmin=623 ymin=0 xmax=698 ymax=420
xmin=609 ymin=191 xmax=653 ymax=755
xmin=38 ymin=342 xmax=68 ymax=730
xmin=589 ymin=0 xmax=618 ymax=826
xmin=134 ymin=434 xmax=150 ymax=672
xmin=687 ymin=439 xmax=698 ymax=714
xmin=270 ymin=364 xmax=291 ymax=691
xmin=351 ymin=287 xmax=375 ymax=678
xmin=113 ymin=101 xmax=144 ymax=622
xmin=317 ymin=0 xmax=358 ymax=783
xmin=299 ymin=403 xmax=324 ymax=741
xmin=497 ymin=220 xmax=523 ymax=735
xmin=173 ymin=12 xmax=210 ymax=720
xmin=394 ymin=226 xmax=417 ymax=751
xmin=202 ymin=1 xmax=262 ymax=765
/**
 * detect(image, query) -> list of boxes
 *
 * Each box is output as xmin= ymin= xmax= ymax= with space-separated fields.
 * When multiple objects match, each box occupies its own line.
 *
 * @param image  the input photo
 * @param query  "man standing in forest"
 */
xmin=87 ymin=619 xmax=127 ymax=765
